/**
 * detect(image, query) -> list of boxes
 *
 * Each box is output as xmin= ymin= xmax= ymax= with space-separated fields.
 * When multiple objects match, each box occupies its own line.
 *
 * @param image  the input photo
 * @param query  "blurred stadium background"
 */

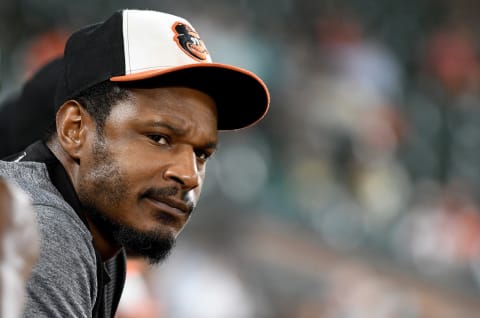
xmin=2 ymin=0 xmax=480 ymax=317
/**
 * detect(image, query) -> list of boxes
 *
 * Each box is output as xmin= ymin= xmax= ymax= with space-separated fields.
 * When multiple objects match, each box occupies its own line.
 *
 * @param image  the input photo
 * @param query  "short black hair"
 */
xmin=75 ymin=80 xmax=131 ymax=133
xmin=45 ymin=81 xmax=130 ymax=140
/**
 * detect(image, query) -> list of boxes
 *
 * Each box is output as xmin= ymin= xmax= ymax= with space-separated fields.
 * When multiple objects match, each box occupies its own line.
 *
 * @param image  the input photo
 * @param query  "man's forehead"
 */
xmin=114 ymin=86 xmax=218 ymax=120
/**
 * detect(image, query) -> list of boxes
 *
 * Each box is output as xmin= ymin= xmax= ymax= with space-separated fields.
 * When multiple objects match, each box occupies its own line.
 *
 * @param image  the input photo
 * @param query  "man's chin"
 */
xmin=114 ymin=226 xmax=176 ymax=265
xmin=80 ymin=199 xmax=177 ymax=264
xmin=124 ymin=239 xmax=175 ymax=265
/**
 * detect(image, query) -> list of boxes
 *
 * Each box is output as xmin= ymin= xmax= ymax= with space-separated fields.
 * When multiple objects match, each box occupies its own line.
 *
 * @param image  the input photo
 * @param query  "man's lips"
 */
xmin=144 ymin=196 xmax=191 ymax=216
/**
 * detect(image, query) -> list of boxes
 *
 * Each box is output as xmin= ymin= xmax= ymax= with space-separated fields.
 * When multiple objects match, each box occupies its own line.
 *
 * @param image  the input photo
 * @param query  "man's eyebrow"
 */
xmin=145 ymin=120 xmax=186 ymax=135
xmin=146 ymin=120 xmax=218 ymax=150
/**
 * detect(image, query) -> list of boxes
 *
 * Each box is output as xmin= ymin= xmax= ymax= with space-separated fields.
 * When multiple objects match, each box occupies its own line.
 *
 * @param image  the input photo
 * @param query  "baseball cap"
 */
xmin=55 ymin=9 xmax=270 ymax=130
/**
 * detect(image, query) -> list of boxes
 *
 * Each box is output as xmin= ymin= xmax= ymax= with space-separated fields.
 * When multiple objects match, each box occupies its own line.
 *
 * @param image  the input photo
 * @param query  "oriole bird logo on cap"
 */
xmin=173 ymin=22 xmax=209 ymax=61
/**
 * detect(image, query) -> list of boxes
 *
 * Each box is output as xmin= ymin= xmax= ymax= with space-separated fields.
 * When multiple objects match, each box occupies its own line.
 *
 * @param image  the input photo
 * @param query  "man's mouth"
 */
xmin=145 ymin=196 xmax=190 ymax=216
xmin=140 ymin=188 xmax=194 ymax=226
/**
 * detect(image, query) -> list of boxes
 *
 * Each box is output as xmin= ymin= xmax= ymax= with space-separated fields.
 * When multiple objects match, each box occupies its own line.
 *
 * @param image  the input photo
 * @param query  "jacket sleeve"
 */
xmin=22 ymin=205 xmax=98 ymax=318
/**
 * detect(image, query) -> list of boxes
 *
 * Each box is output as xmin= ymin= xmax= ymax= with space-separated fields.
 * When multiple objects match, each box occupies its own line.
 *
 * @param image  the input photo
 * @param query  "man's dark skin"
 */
xmin=47 ymin=86 xmax=218 ymax=261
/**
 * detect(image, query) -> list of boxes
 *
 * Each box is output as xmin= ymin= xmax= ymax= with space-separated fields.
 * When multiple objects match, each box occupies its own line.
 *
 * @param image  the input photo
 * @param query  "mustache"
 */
xmin=141 ymin=187 xmax=195 ymax=214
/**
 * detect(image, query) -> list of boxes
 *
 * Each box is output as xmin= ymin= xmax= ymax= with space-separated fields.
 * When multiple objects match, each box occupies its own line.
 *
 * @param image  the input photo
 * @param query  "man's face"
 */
xmin=76 ymin=86 xmax=218 ymax=263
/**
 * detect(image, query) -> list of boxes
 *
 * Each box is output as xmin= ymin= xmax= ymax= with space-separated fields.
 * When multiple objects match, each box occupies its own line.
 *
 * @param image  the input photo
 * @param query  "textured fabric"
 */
xmin=3 ymin=141 xmax=127 ymax=318
xmin=103 ymin=257 xmax=119 ymax=318
xmin=0 ymin=160 xmax=98 ymax=317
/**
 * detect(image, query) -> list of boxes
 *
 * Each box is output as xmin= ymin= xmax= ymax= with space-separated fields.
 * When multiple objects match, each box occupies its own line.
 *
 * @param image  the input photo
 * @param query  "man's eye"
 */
xmin=195 ymin=150 xmax=211 ymax=161
xmin=148 ymin=135 xmax=169 ymax=145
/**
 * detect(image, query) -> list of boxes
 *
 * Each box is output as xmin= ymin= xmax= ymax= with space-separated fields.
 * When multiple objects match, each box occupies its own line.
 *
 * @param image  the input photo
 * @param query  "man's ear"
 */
xmin=55 ymin=100 xmax=94 ymax=160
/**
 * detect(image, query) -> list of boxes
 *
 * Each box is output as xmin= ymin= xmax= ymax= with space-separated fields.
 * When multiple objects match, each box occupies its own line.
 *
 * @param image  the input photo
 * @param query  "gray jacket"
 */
xmin=0 ymin=160 xmax=97 ymax=317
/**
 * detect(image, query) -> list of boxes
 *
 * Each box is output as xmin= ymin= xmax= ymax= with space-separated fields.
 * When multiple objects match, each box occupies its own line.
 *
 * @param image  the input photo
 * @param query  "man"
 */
xmin=0 ymin=9 xmax=270 ymax=318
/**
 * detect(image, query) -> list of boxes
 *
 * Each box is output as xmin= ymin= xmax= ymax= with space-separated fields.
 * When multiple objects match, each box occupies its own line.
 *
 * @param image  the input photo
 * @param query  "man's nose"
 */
xmin=164 ymin=148 xmax=200 ymax=190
